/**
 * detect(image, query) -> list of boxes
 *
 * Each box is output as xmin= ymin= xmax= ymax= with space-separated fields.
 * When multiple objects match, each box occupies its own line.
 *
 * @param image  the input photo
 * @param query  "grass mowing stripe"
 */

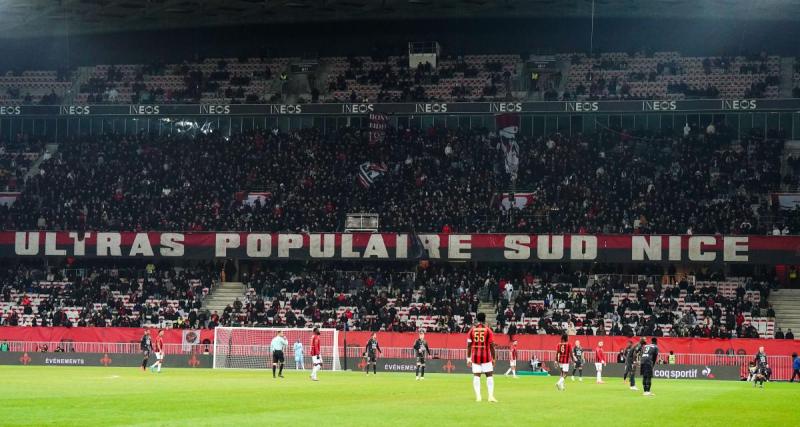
xmin=0 ymin=367 xmax=797 ymax=427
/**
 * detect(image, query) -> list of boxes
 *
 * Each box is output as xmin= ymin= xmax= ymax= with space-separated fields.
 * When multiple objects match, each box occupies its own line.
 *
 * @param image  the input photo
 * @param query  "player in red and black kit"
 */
xmin=466 ymin=313 xmax=497 ymax=403
xmin=310 ymin=327 xmax=322 ymax=381
xmin=594 ymin=340 xmax=607 ymax=384
xmin=555 ymin=334 xmax=571 ymax=391
xmin=504 ymin=339 xmax=519 ymax=378
xmin=149 ymin=330 xmax=164 ymax=373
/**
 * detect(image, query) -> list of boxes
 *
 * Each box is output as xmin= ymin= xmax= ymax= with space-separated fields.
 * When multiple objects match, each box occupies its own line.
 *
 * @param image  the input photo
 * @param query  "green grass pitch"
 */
xmin=1 ymin=366 xmax=798 ymax=426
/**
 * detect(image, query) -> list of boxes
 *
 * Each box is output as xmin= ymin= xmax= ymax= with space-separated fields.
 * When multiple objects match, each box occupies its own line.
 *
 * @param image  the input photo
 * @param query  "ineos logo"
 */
xmin=722 ymin=99 xmax=757 ymax=110
xmin=415 ymin=103 xmax=448 ymax=113
xmin=200 ymin=105 xmax=231 ymax=114
xmin=341 ymin=103 xmax=374 ymax=114
xmin=490 ymin=102 xmax=522 ymax=112
xmin=564 ymin=102 xmax=598 ymax=112
xmin=129 ymin=105 xmax=160 ymax=115
xmin=60 ymin=106 xmax=90 ymax=115
xmin=0 ymin=105 xmax=21 ymax=115
xmin=269 ymin=104 xmax=301 ymax=114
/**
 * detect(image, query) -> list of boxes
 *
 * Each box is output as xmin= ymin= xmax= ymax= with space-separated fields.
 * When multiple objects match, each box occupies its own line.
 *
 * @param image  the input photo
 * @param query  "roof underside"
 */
xmin=0 ymin=0 xmax=796 ymax=39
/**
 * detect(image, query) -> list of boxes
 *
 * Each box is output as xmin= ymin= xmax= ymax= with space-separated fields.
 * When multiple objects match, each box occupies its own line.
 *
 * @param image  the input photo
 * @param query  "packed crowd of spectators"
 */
xmin=499 ymin=270 xmax=777 ymax=339
xmin=0 ymin=120 xmax=787 ymax=235
xmin=0 ymin=264 xmax=214 ymax=328
xmin=0 ymin=141 xmax=43 ymax=192
xmin=0 ymin=263 xmax=782 ymax=340
xmin=220 ymin=266 xmax=479 ymax=332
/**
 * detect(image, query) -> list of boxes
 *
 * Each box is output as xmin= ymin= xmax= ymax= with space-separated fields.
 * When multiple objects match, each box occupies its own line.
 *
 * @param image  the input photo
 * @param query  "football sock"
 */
xmin=420 ymin=366 xmax=425 ymax=377
xmin=416 ymin=366 xmax=420 ymax=377
xmin=279 ymin=365 xmax=284 ymax=376
xmin=486 ymin=377 xmax=495 ymax=397
xmin=472 ymin=376 xmax=481 ymax=399
xmin=272 ymin=365 xmax=276 ymax=377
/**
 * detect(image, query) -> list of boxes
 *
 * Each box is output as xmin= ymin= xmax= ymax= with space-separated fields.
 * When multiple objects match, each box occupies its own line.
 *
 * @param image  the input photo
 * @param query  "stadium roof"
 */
xmin=0 ymin=0 xmax=797 ymax=39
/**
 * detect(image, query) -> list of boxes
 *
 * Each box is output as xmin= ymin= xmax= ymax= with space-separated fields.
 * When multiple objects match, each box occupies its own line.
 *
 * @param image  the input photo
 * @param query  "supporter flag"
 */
xmin=243 ymin=192 xmax=272 ymax=206
xmin=408 ymin=233 xmax=426 ymax=260
xmin=0 ymin=192 xmax=20 ymax=207
xmin=495 ymin=113 xmax=520 ymax=179
xmin=499 ymin=192 xmax=535 ymax=211
xmin=369 ymin=112 xmax=389 ymax=144
xmin=357 ymin=161 xmax=388 ymax=188
xmin=182 ymin=330 xmax=201 ymax=352
xmin=772 ymin=193 xmax=800 ymax=210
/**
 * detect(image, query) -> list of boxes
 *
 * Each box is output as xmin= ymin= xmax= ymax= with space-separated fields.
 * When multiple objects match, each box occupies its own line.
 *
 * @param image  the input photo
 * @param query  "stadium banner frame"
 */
xmin=341 ymin=333 xmax=800 ymax=362
xmin=2 ymin=327 xmax=798 ymax=358
xmin=545 ymin=363 xmax=741 ymax=381
xmin=344 ymin=357 xmax=515 ymax=375
xmin=344 ymin=358 xmax=742 ymax=380
xmin=3 ymin=231 xmax=800 ymax=265
xmin=0 ymin=352 xmax=214 ymax=368
xmin=0 ymin=98 xmax=795 ymax=117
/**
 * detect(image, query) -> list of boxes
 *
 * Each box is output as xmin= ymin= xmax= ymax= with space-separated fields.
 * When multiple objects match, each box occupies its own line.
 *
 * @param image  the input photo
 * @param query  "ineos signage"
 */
xmin=2 ymin=99 xmax=795 ymax=116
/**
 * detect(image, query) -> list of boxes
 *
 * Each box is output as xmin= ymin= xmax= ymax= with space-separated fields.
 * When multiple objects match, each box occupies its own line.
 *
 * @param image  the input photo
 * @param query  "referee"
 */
xmin=270 ymin=331 xmax=289 ymax=378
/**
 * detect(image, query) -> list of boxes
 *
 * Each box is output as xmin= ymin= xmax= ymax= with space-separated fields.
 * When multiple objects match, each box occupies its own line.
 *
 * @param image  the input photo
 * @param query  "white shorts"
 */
xmin=595 ymin=362 xmax=603 ymax=372
xmin=509 ymin=360 xmax=517 ymax=367
xmin=560 ymin=363 xmax=570 ymax=372
xmin=155 ymin=352 xmax=164 ymax=361
xmin=312 ymin=355 xmax=322 ymax=365
xmin=471 ymin=362 xmax=494 ymax=374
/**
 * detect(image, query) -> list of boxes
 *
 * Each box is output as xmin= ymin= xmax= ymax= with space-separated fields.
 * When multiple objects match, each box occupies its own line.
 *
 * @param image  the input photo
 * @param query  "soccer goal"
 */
xmin=213 ymin=327 xmax=341 ymax=371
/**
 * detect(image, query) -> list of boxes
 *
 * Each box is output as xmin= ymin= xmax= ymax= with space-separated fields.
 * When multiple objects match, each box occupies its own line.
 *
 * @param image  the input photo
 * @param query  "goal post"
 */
xmin=213 ymin=327 xmax=341 ymax=371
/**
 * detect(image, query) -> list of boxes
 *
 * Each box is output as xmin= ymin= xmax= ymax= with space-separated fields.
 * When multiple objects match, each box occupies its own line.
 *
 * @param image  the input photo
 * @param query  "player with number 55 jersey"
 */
xmin=466 ymin=313 xmax=497 ymax=403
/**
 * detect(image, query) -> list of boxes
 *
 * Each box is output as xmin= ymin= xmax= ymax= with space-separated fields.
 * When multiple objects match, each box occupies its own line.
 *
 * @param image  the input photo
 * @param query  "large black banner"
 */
xmin=546 ymin=363 xmax=742 ymax=381
xmin=0 ymin=352 xmax=214 ymax=368
xmin=0 ymin=98 xmax=794 ymax=117
xmin=345 ymin=357 xmax=514 ymax=374
xmin=344 ymin=358 xmax=742 ymax=380
xmin=3 ymin=231 xmax=799 ymax=264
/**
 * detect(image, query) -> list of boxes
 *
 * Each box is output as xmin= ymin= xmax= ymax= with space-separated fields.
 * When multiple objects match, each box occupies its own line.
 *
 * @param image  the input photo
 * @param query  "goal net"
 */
xmin=213 ymin=327 xmax=341 ymax=371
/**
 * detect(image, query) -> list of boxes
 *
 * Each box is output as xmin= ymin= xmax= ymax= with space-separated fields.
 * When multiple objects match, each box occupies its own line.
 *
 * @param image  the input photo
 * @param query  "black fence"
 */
xmin=1 ymin=99 xmax=799 ymax=141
